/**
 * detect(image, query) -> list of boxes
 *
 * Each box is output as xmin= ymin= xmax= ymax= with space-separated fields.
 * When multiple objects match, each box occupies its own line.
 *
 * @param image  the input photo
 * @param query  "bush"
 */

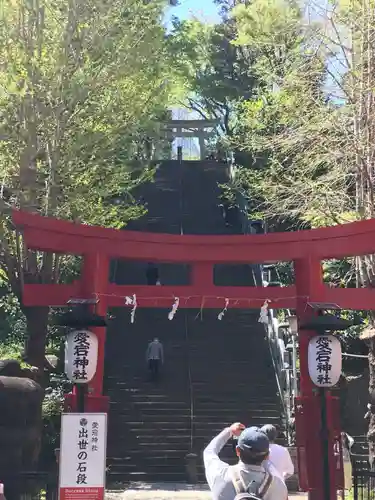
xmin=40 ymin=373 xmax=72 ymax=469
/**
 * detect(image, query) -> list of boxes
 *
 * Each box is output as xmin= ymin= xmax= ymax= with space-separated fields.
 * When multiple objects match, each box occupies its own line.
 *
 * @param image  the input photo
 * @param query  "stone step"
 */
xmin=107 ymin=383 xmax=277 ymax=391
xmin=108 ymin=426 xmax=280 ymax=444
xmin=108 ymin=396 xmax=280 ymax=407
xmin=108 ymin=450 xmax=189 ymax=460
xmin=107 ymin=460 xmax=189 ymax=472
xmin=109 ymin=410 xmax=281 ymax=421
xmin=110 ymin=401 xmax=190 ymax=408
xmin=109 ymin=442 xmax=191 ymax=451
xmin=106 ymin=471 xmax=188 ymax=483
xmin=107 ymin=401 xmax=282 ymax=413
xmin=110 ymin=414 xmax=281 ymax=425
xmin=108 ymin=437 xmax=192 ymax=447
xmin=109 ymin=423 xmax=280 ymax=438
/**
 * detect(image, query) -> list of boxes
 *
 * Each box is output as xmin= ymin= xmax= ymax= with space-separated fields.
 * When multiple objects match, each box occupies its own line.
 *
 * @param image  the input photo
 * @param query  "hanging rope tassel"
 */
xmin=125 ymin=296 xmax=133 ymax=306
xmin=258 ymin=299 xmax=270 ymax=324
xmin=168 ymin=297 xmax=179 ymax=320
xmin=218 ymin=298 xmax=229 ymax=320
xmin=130 ymin=294 xmax=137 ymax=323
xmin=125 ymin=295 xmax=137 ymax=323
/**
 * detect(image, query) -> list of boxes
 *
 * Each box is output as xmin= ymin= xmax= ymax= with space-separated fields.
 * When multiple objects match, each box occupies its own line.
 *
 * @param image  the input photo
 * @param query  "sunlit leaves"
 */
xmin=0 ymin=0 xmax=172 ymax=228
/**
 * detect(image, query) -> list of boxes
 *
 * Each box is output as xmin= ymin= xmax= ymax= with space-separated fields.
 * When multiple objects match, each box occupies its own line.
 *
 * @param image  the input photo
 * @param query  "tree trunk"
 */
xmin=368 ymin=337 xmax=375 ymax=467
xmin=22 ymin=306 xmax=49 ymax=369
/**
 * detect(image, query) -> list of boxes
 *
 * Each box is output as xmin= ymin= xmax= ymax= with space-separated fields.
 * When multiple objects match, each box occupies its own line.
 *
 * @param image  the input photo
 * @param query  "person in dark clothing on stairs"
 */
xmin=146 ymin=338 xmax=164 ymax=381
xmin=145 ymin=262 xmax=160 ymax=285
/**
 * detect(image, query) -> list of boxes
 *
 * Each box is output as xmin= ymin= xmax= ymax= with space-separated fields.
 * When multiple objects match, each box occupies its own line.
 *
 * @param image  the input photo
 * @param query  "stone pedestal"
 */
xmin=286 ymin=446 xmax=300 ymax=492
xmin=185 ymin=453 xmax=198 ymax=484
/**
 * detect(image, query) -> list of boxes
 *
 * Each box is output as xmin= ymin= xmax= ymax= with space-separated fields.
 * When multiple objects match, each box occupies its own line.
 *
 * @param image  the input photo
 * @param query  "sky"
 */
xmin=164 ymin=0 xmax=220 ymax=27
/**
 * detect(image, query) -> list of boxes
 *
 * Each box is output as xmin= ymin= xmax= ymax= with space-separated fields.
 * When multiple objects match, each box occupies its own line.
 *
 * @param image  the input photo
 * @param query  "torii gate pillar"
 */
xmin=294 ymin=258 xmax=341 ymax=500
xmin=65 ymin=252 xmax=110 ymax=413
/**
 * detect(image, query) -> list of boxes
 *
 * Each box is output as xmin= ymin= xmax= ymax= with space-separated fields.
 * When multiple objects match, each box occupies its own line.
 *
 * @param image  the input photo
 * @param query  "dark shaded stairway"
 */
xmin=104 ymin=160 xmax=284 ymax=482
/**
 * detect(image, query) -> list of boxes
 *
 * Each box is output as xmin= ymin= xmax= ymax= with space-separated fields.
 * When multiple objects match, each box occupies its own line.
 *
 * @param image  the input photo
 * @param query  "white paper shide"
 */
xmin=308 ymin=335 xmax=342 ymax=387
xmin=65 ymin=330 xmax=98 ymax=384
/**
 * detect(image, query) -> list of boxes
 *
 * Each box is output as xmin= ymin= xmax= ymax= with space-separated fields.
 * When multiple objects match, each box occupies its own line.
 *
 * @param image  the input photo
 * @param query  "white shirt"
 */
xmin=267 ymin=443 xmax=294 ymax=480
xmin=203 ymin=429 xmax=288 ymax=500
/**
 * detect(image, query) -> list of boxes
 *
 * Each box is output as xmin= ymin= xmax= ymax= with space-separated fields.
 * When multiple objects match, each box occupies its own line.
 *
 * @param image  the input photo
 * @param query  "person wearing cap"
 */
xmin=260 ymin=424 xmax=294 ymax=481
xmin=203 ymin=423 xmax=288 ymax=500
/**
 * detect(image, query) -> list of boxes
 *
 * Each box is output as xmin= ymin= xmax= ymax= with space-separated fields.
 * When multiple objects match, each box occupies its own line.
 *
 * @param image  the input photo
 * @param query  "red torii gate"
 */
xmin=12 ymin=209 xmax=375 ymax=500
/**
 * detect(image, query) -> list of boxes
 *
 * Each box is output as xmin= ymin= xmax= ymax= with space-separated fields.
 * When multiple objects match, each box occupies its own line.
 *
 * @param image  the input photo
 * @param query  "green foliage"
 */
xmin=0 ymin=273 xmax=26 ymax=344
xmin=0 ymin=0 xmax=172 ymax=227
xmin=227 ymin=0 xmax=341 ymax=228
xmin=0 ymin=341 xmax=24 ymax=362
xmin=41 ymin=374 xmax=72 ymax=467
xmin=167 ymin=13 xmax=257 ymax=136
xmin=0 ymin=0 xmax=176 ymax=363
xmin=233 ymin=0 xmax=304 ymax=83
xmin=229 ymin=0 xmax=375 ymax=237
xmin=323 ymin=259 xmax=356 ymax=288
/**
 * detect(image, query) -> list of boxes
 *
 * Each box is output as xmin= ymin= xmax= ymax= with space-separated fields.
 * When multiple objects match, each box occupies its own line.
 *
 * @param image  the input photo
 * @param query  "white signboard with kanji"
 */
xmin=59 ymin=413 xmax=107 ymax=500
xmin=65 ymin=330 xmax=98 ymax=383
xmin=308 ymin=335 xmax=342 ymax=387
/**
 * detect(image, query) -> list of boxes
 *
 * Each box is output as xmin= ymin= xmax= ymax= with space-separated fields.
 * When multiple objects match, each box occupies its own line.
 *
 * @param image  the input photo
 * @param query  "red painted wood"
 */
xmin=191 ymin=262 xmax=212 ymax=287
xmin=81 ymin=253 xmax=109 ymax=396
xmin=295 ymin=258 xmax=324 ymax=396
xmin=64 ymin=393 xmax=110 ymax=413
xmin=12 ymin=208 xmax=375 ymax=244
xmin=18 ymin=224 xmax=375 ymax=262
xmin=13 ymin=210 xmax=375 ymax=262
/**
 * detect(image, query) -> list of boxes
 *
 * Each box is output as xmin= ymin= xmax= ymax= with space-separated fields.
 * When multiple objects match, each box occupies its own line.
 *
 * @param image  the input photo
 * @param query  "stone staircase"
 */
xmin=105 ymin=308 xmax=191 ymax=482
xmin=104 ymin=160 xmax=284 ymax=482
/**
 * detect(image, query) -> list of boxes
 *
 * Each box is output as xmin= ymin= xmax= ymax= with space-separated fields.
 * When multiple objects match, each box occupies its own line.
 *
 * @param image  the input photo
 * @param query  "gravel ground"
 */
xmin=105 ymin=483 xmax=307 ymax=500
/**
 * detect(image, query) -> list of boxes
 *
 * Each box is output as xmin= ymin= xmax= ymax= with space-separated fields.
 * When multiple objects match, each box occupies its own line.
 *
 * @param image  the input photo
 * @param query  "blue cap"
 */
xmin=237 ymin=426 xmax=270 ymax=454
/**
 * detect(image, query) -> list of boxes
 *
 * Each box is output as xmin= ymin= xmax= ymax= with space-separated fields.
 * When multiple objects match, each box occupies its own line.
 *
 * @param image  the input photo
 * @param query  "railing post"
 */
xmin=265 ymin=309 xmax=288 ymax=424
xmin=352 ymin=460 xmax=358 ymax=500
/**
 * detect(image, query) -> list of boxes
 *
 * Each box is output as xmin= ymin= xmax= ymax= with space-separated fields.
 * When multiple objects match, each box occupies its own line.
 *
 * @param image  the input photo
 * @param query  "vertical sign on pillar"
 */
xmin=308 ymin=335 xmax=342 ymax=388
xmin=59 ymin=413 xmax=107 ymax=500
xmin=65 ymin=330 xmax=98 ymax=384
xmin=65 ymin=330 xmax=99 ymax=412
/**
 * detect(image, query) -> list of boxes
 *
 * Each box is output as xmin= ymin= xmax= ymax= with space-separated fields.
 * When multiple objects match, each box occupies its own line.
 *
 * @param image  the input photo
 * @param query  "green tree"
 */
xmin=214 ymin=0 xmax=250 ymax=19
xmin=234 ymin=0 xmax=375 ymax=462
xmin=230 ymin=0 xmax=329 ymax=226
xmin=167 ymin=13 xmax=257 ymax=139
xmin=0 ymin=0 xmax=173 ymax=368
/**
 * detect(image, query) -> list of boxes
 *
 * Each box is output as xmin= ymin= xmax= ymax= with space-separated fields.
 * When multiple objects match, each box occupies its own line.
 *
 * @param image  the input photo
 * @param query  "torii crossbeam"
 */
xmin=13 ymin=209 xmax=375 ymax=310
